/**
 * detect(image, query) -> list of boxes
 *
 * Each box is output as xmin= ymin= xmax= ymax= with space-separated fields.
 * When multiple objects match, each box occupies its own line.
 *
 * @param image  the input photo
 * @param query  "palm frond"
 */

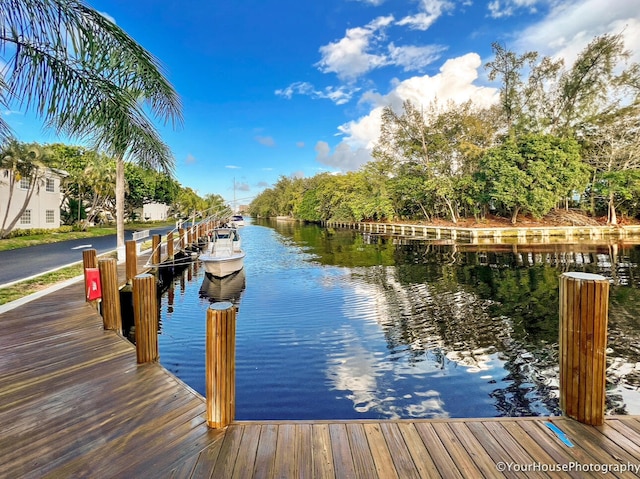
xmin=1 ymin=0 xmax=182 ymax=126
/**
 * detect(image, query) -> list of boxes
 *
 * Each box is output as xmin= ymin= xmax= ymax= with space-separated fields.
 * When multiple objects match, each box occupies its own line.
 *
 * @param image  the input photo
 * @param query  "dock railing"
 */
xmin=141 ymin=205 xmax=234 ymax=270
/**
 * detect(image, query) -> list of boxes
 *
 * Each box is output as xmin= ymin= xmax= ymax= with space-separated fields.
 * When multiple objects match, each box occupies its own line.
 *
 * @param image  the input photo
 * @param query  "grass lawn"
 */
xmin=0 ymin=263 xmax=86 ymax=305
xmin=0 ymin=222 xmax=174 ymax=305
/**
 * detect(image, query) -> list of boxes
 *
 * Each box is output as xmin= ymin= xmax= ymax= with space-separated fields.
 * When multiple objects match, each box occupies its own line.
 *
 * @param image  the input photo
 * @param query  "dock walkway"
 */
xmin=1 ymin=260 xmax=640 ymax=477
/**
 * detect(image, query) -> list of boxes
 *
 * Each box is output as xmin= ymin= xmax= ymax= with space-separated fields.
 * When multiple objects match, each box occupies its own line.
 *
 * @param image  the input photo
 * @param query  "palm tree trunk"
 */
xmin=608 ymin=191 xmax=617 ymax=225
xmin=511 ymin=206 xmax=520 ymax=224
xmin=116 ymin=156 xmax=126 ymax=260
xmin=0 ymin=174 xmax=16 ymax=235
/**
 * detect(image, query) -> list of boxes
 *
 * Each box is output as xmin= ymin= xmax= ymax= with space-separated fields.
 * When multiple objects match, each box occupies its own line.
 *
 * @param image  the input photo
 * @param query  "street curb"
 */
xmin=0 ymin=274 xmax=85 ymax=314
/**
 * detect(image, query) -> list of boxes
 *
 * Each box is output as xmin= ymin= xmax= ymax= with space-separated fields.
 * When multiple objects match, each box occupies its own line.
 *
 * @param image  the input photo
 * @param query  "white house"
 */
xmin=136 ymin=202 xmax=170 ymax=222
xmin=0 ymin=168 xmax=66 ymax=231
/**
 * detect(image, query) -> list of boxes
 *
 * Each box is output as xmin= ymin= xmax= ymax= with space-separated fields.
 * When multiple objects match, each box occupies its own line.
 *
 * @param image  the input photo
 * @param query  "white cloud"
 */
xmin=255 ymin=136 xmax=275 ymax=147
xmin=316 ymin=53 xmax=499 ymax=171
xmin=225 ymin=165 xmax=241 ymax=169
xmin=487 ymin=0 xmax=542 ymax=19
xmin=312 ymin=0 xmax=639 ymax=174
xmin=387 ymin=43 xmax=447 ymax=72
xmin=396 ymin=0 xmax=455 ymax=30
xmin=513 ymin=0 xmax=640 ymax=64
xmin=352 ymin=0 xmax=386 ymax=5
xmin=275 ymin=82 xmax=360 ymax=105
xmin=315 ymin=16 xmax=394 ymax=81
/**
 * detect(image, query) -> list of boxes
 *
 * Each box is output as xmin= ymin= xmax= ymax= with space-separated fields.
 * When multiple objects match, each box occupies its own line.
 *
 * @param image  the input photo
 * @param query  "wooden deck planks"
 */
xmin=2 ymin=260 xmax=640 ymax=478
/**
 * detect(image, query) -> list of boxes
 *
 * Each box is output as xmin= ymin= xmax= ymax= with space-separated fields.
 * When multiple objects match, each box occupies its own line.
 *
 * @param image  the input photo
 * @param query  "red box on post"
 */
xmin=85 ymin=268 xmax=102 ymax=301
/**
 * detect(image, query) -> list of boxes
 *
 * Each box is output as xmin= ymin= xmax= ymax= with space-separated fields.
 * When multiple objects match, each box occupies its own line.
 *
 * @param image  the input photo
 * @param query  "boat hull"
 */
xmin=199 ymin=251 xmax=246 ymax=278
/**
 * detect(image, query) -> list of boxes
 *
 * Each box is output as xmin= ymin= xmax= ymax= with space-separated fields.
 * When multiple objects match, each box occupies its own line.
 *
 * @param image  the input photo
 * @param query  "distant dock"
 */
xmin=324 ymin=220 xmax=640 ymax=245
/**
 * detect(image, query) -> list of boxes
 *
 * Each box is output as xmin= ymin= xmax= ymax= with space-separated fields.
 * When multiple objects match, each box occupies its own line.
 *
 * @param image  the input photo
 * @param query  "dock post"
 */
xmin=133 ymin=273 xmax=158 ymax=363
xmin=82 ymin=249 xmax=98 ymax=304
xmin=559 ymin=272 xmax=609 ymax=426
xmin=98 ymin=258 xmax=122 ymax=333
xmin=152 ymin=234 xmax=161 ymax=265
xmin=167 ymin=231 xmax=174 ymax=259
xmin=179 ymin=228 xmax=186 ymax=249
xmin=126 ymin=240 xmax=138 ymax=284
xmin=206 ymin=302 xmax=236 ymax=428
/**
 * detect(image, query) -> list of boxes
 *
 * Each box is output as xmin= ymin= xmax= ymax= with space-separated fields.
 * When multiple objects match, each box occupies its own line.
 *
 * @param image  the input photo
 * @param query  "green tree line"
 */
xmin=250 ymin=34 xmax=640 ymax=225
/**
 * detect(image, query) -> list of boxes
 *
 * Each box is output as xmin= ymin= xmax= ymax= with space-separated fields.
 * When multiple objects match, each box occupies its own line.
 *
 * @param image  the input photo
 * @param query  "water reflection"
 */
xmin=157 ymin=220 xmax=640 ymax=420
xmin=265 ymin=220 xmax=640 ymax=417
xmin=199 ymin=269 xmax=246 ymax=307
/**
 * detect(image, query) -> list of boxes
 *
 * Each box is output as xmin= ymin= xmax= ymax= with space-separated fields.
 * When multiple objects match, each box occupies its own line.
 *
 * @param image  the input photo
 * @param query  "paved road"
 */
xmin=0 ymin=227 xmax=175 ymax=286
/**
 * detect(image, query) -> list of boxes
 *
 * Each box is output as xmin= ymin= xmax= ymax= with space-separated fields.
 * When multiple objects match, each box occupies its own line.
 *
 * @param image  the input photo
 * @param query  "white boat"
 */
xmin=230 ymin=214 xmax=245 ymax=227
xmin=199 ymin=227 xmax=246 ymax=278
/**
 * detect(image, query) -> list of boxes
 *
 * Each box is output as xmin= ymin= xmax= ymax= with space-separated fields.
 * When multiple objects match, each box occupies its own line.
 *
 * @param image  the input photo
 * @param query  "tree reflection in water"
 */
xmin=273 ymin=220 xmax=640 ymax=416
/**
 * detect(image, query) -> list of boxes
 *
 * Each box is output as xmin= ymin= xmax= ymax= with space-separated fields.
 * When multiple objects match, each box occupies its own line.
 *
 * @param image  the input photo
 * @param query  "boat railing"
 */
xmin=143 ymin=205 xmax=234 ymax=268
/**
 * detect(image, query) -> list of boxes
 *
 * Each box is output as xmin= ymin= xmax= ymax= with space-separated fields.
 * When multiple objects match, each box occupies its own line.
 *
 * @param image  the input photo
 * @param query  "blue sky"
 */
xmin=5 ymin=0 xmax=640 ymax=207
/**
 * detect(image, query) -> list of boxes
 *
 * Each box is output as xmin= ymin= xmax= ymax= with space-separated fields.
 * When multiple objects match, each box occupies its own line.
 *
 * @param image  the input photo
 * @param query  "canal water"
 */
xmin=158 ymin=218 xmax=640 ymax=420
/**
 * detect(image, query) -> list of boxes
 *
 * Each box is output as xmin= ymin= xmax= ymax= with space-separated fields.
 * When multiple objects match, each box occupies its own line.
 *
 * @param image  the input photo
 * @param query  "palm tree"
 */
xmin=0 ymin=0 xmax=182 ymax=253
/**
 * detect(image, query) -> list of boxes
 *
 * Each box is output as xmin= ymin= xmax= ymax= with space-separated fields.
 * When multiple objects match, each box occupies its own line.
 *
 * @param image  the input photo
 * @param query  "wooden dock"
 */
xmin=1 ymin=262 xmax=640 ymax=477
xmin=325 ymin=220 xmax=640 ymax=245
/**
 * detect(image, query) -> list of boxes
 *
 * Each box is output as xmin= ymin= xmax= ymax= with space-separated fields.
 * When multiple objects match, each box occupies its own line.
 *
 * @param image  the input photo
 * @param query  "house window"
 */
xmin=20 ymin=209 xmax=31 ymax=225
xmin=46 ymin=178 xmax=55 ymax=192
xmin=46 ymin=210 xmax=55 ymax=223
xmin=20 ymin=178 xmax=30 ymax=190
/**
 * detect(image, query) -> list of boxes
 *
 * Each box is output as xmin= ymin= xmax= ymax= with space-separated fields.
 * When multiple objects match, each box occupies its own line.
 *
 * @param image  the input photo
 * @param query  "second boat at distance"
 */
xmin=199 ymin=226 xmax=246 ymax=278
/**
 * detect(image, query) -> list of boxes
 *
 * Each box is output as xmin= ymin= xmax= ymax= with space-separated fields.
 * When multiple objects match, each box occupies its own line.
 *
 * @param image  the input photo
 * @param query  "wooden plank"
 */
xmin=465 ymin=421 xmax=520 ymax=479
xmin=329 ymin=423 xmax=357 ymax=479
xmin=364 ymin=423 xmax=398 ymax=479
xmin=414 ymin=422 xmax=464 ymax=478
xmin=167 ymin=452 xmax=198 ymax=479
xmin=396 ymin=422 xmax=441 ymax=478
xmin=273 ymin=424 xmax=297 ymax=479
xmin=604 ymin=419 xmax=640 ymax=457
xmin=345 ymin=423 xmax=379 ymax=479
xmin=431 ymin=422 xmax=484 ymax=479
xmin=554 ymin=418 xmax=640 ymax=473
xmin=618 ymin=418 xmax=640 ymax=437
xmin=380 ymin=422 xmax=420 ymax=479
xmin=312 ymin=424 xmax=335 ymax=479
xmin=515 ymin=420 xmax=599 ymax=479
xmin=295 ymin=423 xmax=313 ymax=479
xmin=209 ymin=424 xmax=244 ymax=479
xmin=188 ymin=440 xmax=224 ymax=479
xmin=231 ymin=425 xmax=260 ymax=479
xmin=447 ymin=422 xmax=506 ymax=478
xmin=252 ymin=424 xmax=277 ymax=479
xmin=481 ymin=421 xmax=547 ymax=478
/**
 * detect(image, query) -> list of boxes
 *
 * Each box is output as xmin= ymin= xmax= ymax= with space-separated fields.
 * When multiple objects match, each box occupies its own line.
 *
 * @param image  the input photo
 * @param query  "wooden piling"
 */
xmin=82 ymin=249 xmax=98 ymax=303
xmin=167 ymin=231 xmax=174 ymax=259
xmin=206 ymin=302 xmax=236 ymax=428
xmin=559 ymin=272 xmax=609 ymax=426
xmin=126 ymin=240 xmax=137 ymax=284
xmin=98 ymin=258 xmax=121 ymax=333
xmin=152 ymin=234 xmax=161 ymax=265
xmin=133 ymin=273 xmax=158 ymax=363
